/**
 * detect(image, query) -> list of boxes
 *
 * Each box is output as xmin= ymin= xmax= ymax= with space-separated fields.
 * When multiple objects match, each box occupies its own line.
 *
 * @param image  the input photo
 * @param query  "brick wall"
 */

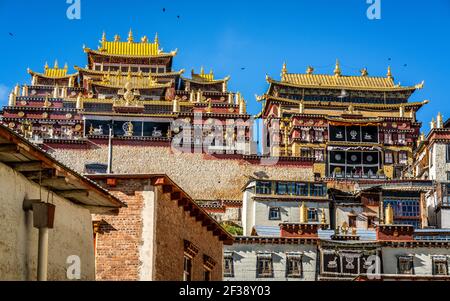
xmin=94 ymin=179 xmax=149 ymax=280
xmin=93 ymin=177 xmax=224 ymax=281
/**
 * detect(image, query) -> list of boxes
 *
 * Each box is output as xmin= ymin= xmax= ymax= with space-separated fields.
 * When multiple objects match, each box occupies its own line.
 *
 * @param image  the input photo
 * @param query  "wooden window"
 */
xmin=183 ymin=255 xmax=193 ymax=281
xmin=398 ymin=256 xmax=414 ymax=275
xmin=384 ymin=133 xmax=393 ymax=145
xmin=398 ymin=133 xmax=406 ymax=145
xmin=447 ymin=145 xmax=450 ymax=163
xmin=223 ymin=255 xmax=234 ymax=277
xmin=349 ymin=215 xmax=357 ymax=228
xmin=269 ymin=207 xmax=281 ymax=221
xmin=399 ymin=151 xmax=408 ymax=165
xmin=257 ymin=255 xmax=273 ymax=278
xmin=286 ymin=254 xmax=302 ymax=278
xmin=204 ymin=269 xmax=211 ymax=281
xmin=256 ymin=181 xmax=272 ymax=194
xmin=385 ymin=152 xmax=393 ymax=164
xmin=433 ymin=257 xmax=448 ymax=275
xmin=308 ymin=208 xmax=318 ymax=222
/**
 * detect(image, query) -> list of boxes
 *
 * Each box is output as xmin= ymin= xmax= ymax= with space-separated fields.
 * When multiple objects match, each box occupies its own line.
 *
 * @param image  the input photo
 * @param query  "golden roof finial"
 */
xmin=54 ymin=60 xmax=59 ymax=69
xmin=360 ymin=68 xmax=368 ymax=77
xmin=200 ymin=66 xmax=205 ymax=75
xmin=154 ymin=32 xmax=159 ymax=44
xmin=101 ymin=31 xmax=106 ymax=43
xmin=127 ymin=66 xmax=132 ymax=78
xmin=64 ymin=62 xmax=68 ymax=70
xmin=334 ymin=59 xmax=341 ymax=76
xmin=387 ymin=66 xmax=393 ymax=79
xmin=281 ymin=62 xmax=287 ymax=78
xmin=128 ymin=28 xmax=134 ymax=43
xmin=430 ymin=118 xmax=436 ymax=130
xmin=437 ymin=112 xmax=444 ymax=128
xmin=141 ymin=35 xmax=148 ymax=43
xmin=306 ymin=66 xmax=314 ymax=74
xmin=44 ymin=61 xmax=49 ymax=70
xmin=114 ymin=34 xmax=120 ymax=42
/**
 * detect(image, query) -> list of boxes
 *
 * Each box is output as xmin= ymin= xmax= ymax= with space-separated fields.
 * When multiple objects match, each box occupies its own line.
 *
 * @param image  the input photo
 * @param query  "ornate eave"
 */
xmin=83 ymin=47 xmax=177 ymax=59
xmin=75 ymin=66 xmax=185 ymax=77
xmin=181 ymin=76 xmax=230 ymax=85
xmin=267 ymin=75 xmax=423 ymax=92
xmin=27 ymin=68 xmax=78 ymax=80
xmin=90 ymin=80 xmax=172 ymax=90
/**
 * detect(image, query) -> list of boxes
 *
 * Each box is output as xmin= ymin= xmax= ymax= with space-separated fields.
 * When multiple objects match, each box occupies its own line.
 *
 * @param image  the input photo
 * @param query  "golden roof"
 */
xmin=86 ymin=31 xmax=177 ymax=57
xmin=28 ymin=61 xmax=77 ymax=79
xmin=272 ymin=63 xmax=424 ymax=91
xmin=186 ymin=67 xmax=230 ymax=83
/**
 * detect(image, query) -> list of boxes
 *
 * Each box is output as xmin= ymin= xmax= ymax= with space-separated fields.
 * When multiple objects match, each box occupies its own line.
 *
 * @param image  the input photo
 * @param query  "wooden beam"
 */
xmin=9 ymin=161 xmax=44 ymax=172
xmin=177 ymin=198 xmax=188 ymax=207
xmin=151 ymin=177 xmax=166 ymax=186
xmin=213 ymin=229 xmax=221 ymax=237
xmin=190 ymin=208 xmax=199 ymax=217
xmin=202 ymin=219 xmax=212 ymax=227
xmin=41 ymin=177 xmax=70 ymax=187
xmin=162 ymin=185 xmax=173 ymax=194
xmin=0 ymin=144 xmax=18 ymax=154
xmin=22 ymin=169 xmax=56 ymax=180
xmin=207 ymin=224 xmax=217 ymax=232
xmin=171 ymin=191 xmax=182 ymax=201
xmin=56 ymin=189 xmax=89 ymax=199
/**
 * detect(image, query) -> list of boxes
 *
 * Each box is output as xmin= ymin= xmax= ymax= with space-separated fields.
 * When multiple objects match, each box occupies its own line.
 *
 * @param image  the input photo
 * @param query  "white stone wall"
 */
xmin=0 ymin=162 xmax=95 ymax=280
xmin=429 ymin=144 xmax=450 ymax=181
xmin=224 ymin=243 xmax=317 ymax=281
xmin=382 ymin=247 xmax=450 ymax=275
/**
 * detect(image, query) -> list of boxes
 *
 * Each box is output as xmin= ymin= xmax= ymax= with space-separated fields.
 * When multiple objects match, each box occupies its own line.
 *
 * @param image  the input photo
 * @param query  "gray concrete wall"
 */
xmin=0 ymin=162 xmax=95 ymax=280
xmin=224 ymin=243 xmax=317 ymax=281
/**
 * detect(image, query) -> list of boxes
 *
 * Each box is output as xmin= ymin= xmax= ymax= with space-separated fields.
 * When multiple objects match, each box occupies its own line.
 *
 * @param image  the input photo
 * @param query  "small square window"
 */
xmin=223 ymin=255 xmax=234 ymax=278
xmin=398 ymin=256 xmax=414 ymax=275
xmin=433 ymin=257 xmax=448 ymax=275
xmin=257 ymin=255 xmax=273 ymax=278
xmin=269 ymin=207 xmax=281 ymax=220
xmin=286 ymin=255 xmax=302 ymax=278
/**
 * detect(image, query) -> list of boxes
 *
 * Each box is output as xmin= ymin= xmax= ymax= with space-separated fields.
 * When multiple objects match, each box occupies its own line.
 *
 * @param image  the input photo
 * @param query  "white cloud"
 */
xmin=0 ymin=84 xmax=10 ymax=106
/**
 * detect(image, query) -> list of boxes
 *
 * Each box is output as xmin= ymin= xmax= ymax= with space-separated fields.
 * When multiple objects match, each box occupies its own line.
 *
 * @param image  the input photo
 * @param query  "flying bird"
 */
xmin=8 ymin=32 xmax=13 ymax=36
xmin=162 ymin=8 xmax=166 ymax=12
xmin=241 ymin=67 xmax=246 ymax=70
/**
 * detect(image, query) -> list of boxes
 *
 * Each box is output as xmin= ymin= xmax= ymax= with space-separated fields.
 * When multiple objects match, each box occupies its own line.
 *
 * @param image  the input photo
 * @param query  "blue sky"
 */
xmin=0 ymin=0 xmax=449 ymax=132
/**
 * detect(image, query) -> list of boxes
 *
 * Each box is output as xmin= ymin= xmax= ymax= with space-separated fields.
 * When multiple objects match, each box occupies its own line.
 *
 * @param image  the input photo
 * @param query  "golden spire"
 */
xmin=360 ymin=68 xmax=368 ymax=76
xmin=200 ymin=66 xmax=205 ymax=75
xmin=420 ymin=132 xmax=426 ymax=142
xmin=128 ymin=29 xmax=134 ymax=42
xmin=430 ymin=118 xmax=436 ymax=130
xmin=281 ymin=62 xmax=287 ymax=78
xmin=306 ymin=66 xmax=314 ymax=74
xmin=299 ymin=202 xmax=308 ymax=224
xmin=114 ymin=34 xmax=120 ymax=42
xmin=101 ymin=31 xmax=106 ymax=43
xmin=334 ymin=59 xmax=341 ymax=76
xmin=64 ymin=63 xmax=68 ymax=70
xmin=387 ymin=66 xmax=393 ymax=79
xmin=44 ymin=61 xmax=49 ymax=70
xmin=154 ymin=32 xmax=159 ymax=45
xmin=437 ymin=112 xmax=444 ymax=128
xmin=54 ymin=60 xmax=59 ymax=69
xmin=141 ymin=35 xmax=148 ymax=43
xmin=385 ymin=204 xmax=394 ymax=225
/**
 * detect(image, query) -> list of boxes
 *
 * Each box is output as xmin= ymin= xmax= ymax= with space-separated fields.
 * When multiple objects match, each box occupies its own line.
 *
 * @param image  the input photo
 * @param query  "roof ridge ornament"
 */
xmin=360 ymin=68 xmax=368 ymax=77
xmin=306 ymin=66 xmax=314 ymax=75
xmin=128 ymin=28 xmax=134 ymax=43
xmin=281 ymin=62 xmax=287 ymax=79
xmin=387 ymin=65 xmax=393 ymax=80
xmin=334 ymin=59 xmax=341 ymax=76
